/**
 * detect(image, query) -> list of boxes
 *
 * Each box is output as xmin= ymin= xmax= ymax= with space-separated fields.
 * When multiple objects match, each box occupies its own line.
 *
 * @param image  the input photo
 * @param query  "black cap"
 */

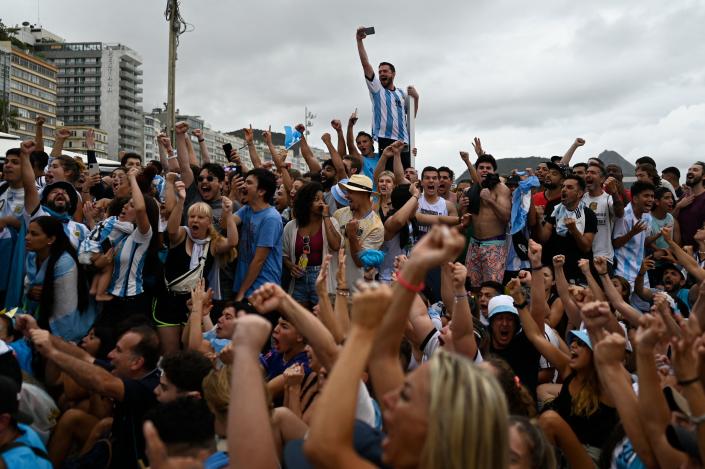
xmin=545 ymin=161 xmax=570 ymax=179
xmin=40 ymin=181 xmax=79 ymax=213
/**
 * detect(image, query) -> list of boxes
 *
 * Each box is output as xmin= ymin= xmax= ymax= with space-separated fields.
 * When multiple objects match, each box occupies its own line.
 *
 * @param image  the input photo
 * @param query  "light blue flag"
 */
xmin=284 ymin=126 xmax=302 ymax=149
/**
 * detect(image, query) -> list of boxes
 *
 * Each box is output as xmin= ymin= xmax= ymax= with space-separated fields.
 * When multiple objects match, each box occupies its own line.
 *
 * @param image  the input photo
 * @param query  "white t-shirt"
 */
xmin=417 ymin=195 xmax=448 ymax=234
xmin=582 ymin=191 xmax=615 ymax=261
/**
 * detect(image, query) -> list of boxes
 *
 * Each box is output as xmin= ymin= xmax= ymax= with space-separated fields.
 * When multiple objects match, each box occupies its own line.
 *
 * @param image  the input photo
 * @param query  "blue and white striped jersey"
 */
xmin=366 ymin=74 xmax=408 ymax=143
xmin=108 ymin=226 xmax=153 ymax=297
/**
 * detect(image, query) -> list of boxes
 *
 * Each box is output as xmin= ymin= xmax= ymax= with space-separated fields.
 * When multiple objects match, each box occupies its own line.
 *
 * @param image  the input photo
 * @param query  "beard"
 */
xmin=686 ymin=175 xmax=703 ymax=188
xmin=543 ymin=181 xmax=558 ymax=190
xmin=48 ymin=200 xmax=68 ymax=213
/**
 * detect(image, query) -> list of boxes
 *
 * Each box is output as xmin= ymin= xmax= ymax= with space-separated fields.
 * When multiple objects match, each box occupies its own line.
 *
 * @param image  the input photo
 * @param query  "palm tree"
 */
xmin=0 ymin=98 xmax=19 ymax=133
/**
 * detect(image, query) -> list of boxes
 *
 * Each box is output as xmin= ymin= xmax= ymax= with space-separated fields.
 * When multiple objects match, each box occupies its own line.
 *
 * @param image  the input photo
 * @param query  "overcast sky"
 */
xmin=5 ymin=0 xmax=705 ymax=177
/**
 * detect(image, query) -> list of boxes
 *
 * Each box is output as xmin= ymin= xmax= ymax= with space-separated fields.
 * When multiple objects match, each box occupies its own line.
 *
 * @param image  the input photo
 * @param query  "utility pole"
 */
xmin=165 ymin=0 xmax=179 ymax=142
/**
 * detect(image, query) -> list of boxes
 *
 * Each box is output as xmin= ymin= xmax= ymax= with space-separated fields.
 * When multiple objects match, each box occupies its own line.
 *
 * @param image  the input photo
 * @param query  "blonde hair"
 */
xmin=377 ymin=170 xmax=395 ymax=184
xmin=420 ymin=350 xmax=509 ymax=469
xmin=187 ymin=202 xmax=237 ymax=262
xmin=572 ymin=360 xmax=600 ymax=417
xmin=203 ymin=365 xmax=231 ymax=423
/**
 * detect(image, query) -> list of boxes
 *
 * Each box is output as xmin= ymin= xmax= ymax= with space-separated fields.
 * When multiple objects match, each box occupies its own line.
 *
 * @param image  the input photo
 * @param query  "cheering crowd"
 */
xmin=2 ymin=25 xmax=705 ymax=469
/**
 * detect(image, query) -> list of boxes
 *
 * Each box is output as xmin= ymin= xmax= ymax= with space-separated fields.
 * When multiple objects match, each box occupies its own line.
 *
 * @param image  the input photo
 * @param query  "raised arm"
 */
xmin=447 ymin=263 xmax=478 ymax=359
xmin=331 ymin=120 xmax=347 ymax=158
xmin=663 ymin=227 xmax=705 ymax=282
xmin=346 ymin=112 xmax=361 ymax=160
xmin=20 ymin=140 xmax=40 ymax=214
xmin=577 ymin=259 xmax=607 ymax=301
xmin=480 ymin=184 xmax=511 ymax=225
xmin=31 ymin=329 xmax=125 ymax=401
xmin=298 ymin=125 xmax=322 ymax=174
xmin=384 ymin=183 xmax=420 ymax=240
xmin=244 ymin=125 xmax=263 ymax=169
xmin=355 ymin=27 xmax=375 ymax=80
xmin=634 ymin=256 xmax=655 ymax=302
xmin=372 ymin=145 xmax=392 ymax=186
xmin=558 ymin=138 xmax=585 ymax=166
xmin=593 ymin=332 xmax=657 ymax=469
xmin=272 ymin=149 xmax=293 ymax=197
xmin=552 ymin=255 xmax=582 ymax=327
xmin=174 ymin=121 xmax=195 ymax=188
xmin=508 ymin=278 xmax=571 ymax=379
xmin=321 ymin=133 xmax=348 ymax=180
xmin=304 ymin=283 xmax=390 ymax=469
xmin=185 ymin=132 xmax=198 ymax=166
xmin=159 ymin=133 xmax=180 ymax=173
xmin=167 ymin=180 xmax=186 ymax=245
xmin=250 ymin=283 xmax=339 ymax=371
xmin=228 ymin=315 xmax=279 ymax=469
xmin=527 ymin=241 xmax=552 ymax=326
xmin=127 ymin=167 xmax=150 ymax=235
xmin=51 ymin=127 xmax=70 ymax=158
xmin=369 ymin=226 xmax=465 ymax=408
xmin=216 ymin=197 xmax=238 ymax=254
xmin=34 ymin=115 xmax=45 ymax=153
xmin=593 ymin=257 xmax=641 ymax=327
xmin=314 ymin=255 xmax=345 ymax=343
xmin=635 ymin=313 xmax=689 ymax=468
xmin=192 ymin=129 xmax=210 ymax=164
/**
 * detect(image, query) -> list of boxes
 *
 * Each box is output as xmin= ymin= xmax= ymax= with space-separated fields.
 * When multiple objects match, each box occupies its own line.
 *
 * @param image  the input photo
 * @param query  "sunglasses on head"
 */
xmin=198 ymin=175 xmax=216 ymax=182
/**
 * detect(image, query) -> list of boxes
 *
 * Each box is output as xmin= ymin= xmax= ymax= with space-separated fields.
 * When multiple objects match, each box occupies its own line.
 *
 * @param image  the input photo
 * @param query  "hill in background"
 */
xmin=455 ymin=150 xmax=636 ymax=181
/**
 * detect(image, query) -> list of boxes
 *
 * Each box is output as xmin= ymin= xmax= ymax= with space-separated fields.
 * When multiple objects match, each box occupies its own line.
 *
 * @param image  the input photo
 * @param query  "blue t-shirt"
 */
xmin=259 ymin=349 xmax=310 ymax=381
xmin=362 ymin=153 xmax=381 ymax=183
xmin=233 ymin=205 xmax=283 ymax=297
xmin=1 ymin=423 xmax=52 ymax=469
xmin=204 ymin=451 xmax=229 ymax=469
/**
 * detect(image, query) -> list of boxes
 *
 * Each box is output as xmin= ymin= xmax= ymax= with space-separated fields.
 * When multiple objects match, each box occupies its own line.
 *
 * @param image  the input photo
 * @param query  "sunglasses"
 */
xmin=302 ymin=236 xmax=311 ymax=255
xmin=198 ymin=175 xmax=216 ymax=182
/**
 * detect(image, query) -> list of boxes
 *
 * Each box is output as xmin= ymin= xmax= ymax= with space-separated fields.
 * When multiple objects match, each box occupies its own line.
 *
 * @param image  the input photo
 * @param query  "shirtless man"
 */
xmin=460 ymin=139 xmax=512 ymax=288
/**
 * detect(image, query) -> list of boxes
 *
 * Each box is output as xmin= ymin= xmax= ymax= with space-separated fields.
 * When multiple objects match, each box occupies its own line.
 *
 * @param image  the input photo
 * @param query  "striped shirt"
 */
xmin=108 ymin=226 xmax=153 ymax=297
xmin=366 ymin=74 xmax=408 ymax=143
xmin=613 ymin=203 xmax=651 ymax=286
xmin=30 ymin=206 xmax=89 ymax=250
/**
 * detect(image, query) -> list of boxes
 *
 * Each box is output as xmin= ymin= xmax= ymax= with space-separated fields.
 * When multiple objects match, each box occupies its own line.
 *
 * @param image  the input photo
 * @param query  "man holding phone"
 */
xmin=356 ymin=26 xmax=418 ymax=170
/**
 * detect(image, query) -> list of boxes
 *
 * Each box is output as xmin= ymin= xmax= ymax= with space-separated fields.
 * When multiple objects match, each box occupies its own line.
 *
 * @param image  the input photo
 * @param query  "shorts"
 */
xmin=465 ymin=236 xmax=507 ymax=288
xmin=153 ymin=291 xmax=190 ymax=327
xmin=291 ymin=265 xmax=321 ymax=305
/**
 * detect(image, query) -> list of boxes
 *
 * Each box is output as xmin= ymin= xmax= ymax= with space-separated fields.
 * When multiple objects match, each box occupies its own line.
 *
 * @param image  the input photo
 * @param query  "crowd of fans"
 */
xmin=1 ymin=26 xmax=705 ymax=469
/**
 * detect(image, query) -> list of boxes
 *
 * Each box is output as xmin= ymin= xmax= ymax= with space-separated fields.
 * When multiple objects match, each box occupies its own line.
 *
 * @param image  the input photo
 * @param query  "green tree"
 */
xmin=0 ymin=98 xmax=19 ymax=133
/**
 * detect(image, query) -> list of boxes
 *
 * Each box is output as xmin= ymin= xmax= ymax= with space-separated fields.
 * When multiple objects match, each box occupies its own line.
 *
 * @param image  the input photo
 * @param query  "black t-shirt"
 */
xmin=541 ymin=206 xmax=598 ymax=282
xmin=110 ymin=368 xmax=161 ymax=469
xmin=489 ymin=331 xmax=541 ymax=396
xmin=546 ymin=373 xmax=618 ymax=449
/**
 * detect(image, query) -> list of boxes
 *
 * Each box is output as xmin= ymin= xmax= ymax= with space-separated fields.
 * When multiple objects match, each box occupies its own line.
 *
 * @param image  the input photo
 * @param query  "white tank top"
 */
xmin=417 ymin=195 xmax=448 ymax=233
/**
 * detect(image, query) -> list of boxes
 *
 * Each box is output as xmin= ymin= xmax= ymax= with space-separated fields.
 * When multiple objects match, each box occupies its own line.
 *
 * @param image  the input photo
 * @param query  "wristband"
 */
xmin=336 ymin=289 xmax=350 ymax=297
xmin=691 ymin=413 xmax=705 ymax=425
xmin=678 ymin=376 xmax=700 ymax=387
xmin=454 ymin=293 xmax=468 ymax=303
xmin=198 ymin=138 xmax=205 ymax=143
xmin=397 ymin=273 xmax=425 ymax=293
xmin=167 ymin=155 xmax=177 ymax=160
xmin=531 ymin=266 xmax=543 ymax=272
xmin=514 ymin=301 xmax=528 ymax=309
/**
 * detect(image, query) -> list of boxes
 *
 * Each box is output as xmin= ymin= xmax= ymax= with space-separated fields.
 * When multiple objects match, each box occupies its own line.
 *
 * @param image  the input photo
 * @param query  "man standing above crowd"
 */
xmin=356 ymin=26 xmax=418 ymax=169
xmin=583 ymin=162 xmax=624 ymax=269
xmin=676 ymin=162 xmax=705 ymax=247
xmin=437 ymin=167 xmax=456 ymax=203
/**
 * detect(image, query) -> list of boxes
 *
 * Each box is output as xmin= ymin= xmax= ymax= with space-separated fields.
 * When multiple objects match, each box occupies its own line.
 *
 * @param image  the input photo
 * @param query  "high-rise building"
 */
xmin=0 ymin=41 xmax=58 ymax=146
xmin=147 ymin=109 xmax=250 ymax=167
xmin=63 ymin=125 xmax=108 ymax=158
xmin=143 ymin=112 xmax=161 ymax=163
xmin=35 ymin=42 xmax=144 ymax=160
